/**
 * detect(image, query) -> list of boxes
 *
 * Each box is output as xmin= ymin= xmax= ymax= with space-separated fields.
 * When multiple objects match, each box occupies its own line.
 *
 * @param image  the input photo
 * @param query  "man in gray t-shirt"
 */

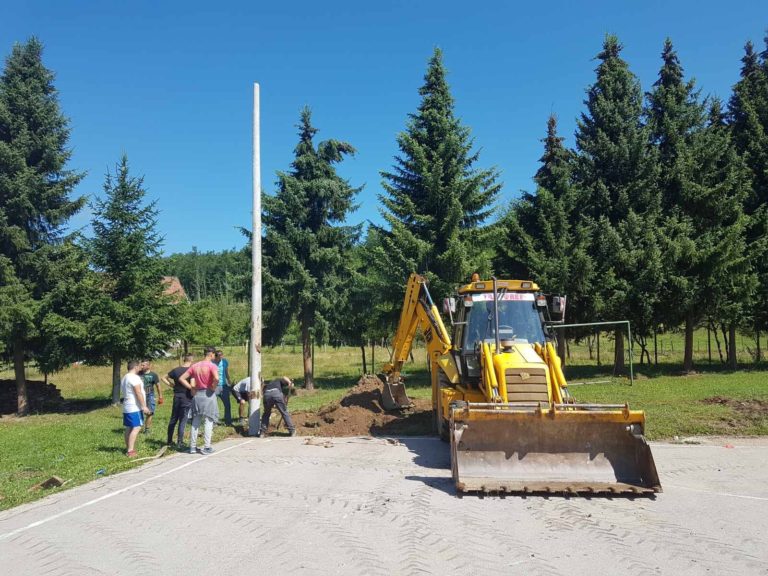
xmin=231 ymin=376 xmax=257 ymax=427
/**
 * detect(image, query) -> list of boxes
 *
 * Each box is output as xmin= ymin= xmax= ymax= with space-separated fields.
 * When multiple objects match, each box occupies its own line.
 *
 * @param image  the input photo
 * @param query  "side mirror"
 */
xmin=551 ymin=295 xmax=566 ymax=317
xmin=442 ymin=297 xmax=456 ymax=315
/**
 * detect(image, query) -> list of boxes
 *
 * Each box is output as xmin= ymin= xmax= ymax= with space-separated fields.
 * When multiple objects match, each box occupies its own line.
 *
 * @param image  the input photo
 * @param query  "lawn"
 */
xmin=0 ymin=337 xmax=767 ymax=511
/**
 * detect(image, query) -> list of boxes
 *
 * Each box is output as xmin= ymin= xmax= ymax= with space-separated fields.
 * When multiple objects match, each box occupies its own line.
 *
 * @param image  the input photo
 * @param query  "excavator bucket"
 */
xmin=378 ymin=374 xmax=412 ymax=410
xmin=450 ymin=405 xmax=661 ymax=494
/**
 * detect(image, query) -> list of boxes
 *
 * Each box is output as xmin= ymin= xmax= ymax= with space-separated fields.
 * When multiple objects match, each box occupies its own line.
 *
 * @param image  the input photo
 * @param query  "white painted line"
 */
xmin=665 ymin=483 xmax=768 ymax=502
xmin=0 ymin=439 xmax=258 ymax=541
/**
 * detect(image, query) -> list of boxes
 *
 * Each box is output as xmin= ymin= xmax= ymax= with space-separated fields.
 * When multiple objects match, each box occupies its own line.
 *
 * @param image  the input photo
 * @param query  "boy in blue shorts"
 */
xmin=121 ymin=360 xmax=151 ymax=457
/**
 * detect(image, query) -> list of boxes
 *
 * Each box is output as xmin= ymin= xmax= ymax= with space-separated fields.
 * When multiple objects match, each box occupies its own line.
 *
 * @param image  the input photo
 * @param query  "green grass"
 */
xmin=569 ymin=371 xmax=768 ymax=439
xmin=0 ymin=345 xmax=399 ymax=511
xmin=1 ymin=340 xmax=767 ymax=510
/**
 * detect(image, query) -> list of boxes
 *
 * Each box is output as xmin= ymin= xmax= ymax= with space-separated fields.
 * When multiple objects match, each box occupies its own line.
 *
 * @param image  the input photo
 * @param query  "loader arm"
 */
xmin=379 ymin=273 xmax=452 ymax=409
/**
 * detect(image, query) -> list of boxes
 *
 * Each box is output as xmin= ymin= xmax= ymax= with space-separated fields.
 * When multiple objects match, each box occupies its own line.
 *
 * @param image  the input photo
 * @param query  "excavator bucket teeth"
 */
xmin=378 ymin=374 xmax=412 ymax=410
xmin=450 ymin=411 xmax=661 ymax=495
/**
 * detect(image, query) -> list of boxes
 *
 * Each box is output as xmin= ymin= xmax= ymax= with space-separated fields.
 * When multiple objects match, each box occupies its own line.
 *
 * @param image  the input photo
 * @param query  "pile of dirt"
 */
xmin=0 ymin=380 xmax=64 ymax=415
xmin=701 ymin=396 xmax=768 ymax=434
xmin=702 ymin=396 xmax=768 ymax=418
xmin=291 ymin=375 xmax=433 ymax=437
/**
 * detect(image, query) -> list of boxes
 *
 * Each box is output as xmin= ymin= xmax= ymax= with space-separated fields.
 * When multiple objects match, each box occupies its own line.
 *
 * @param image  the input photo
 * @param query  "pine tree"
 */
xmin=263 ymin=108 xmax=361 ymax=390
xmin=496 ymin=115 xmax=595 ymax=352
xmin=88 ymin=155 xmax=181 ymax=403
xmin=33 ymin=238 xmax=100 ymax=375
xmin=729 ymin=41 xmax=768 ymax=213
xmin=701 ymin=100 xmax=756 ymax=369
xmin=729 ymin=37 xmax=768 ymax=360
xmin=575 ymin=36 xmax=659 ymax=223
xmin=646 ymin=38 xmax=709 ymax=371
xmin=378 ymin=48 xmax=501 ymax=299
xmin=0 ymin=38 xmax=85 ymax=414
xmin=573 ymin=35 xmax=660 ymax=373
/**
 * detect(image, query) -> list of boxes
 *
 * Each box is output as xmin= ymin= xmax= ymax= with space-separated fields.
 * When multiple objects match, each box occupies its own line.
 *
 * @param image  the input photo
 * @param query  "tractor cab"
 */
xmin=445 ymin=279 xmax=548 ymax=386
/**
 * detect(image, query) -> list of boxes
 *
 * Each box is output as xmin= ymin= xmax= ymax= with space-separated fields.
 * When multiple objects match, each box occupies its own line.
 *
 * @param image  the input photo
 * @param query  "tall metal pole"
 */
xmin=248 ymin=83 xmax=263 ymax=436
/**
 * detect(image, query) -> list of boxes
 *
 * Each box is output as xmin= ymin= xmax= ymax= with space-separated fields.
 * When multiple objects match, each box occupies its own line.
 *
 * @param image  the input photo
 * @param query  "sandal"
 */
xmin=127 ymin=450 xmax=138 ymax=458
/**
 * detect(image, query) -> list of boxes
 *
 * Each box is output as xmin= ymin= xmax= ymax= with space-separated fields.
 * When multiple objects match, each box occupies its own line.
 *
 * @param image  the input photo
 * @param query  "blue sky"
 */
xmin=2 ymin=1 xmax=765 ymax=255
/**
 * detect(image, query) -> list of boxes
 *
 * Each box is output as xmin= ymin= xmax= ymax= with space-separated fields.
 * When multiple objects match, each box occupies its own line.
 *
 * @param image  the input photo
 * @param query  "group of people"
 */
xmin=120 ymin=346 xmax=296 ymax=457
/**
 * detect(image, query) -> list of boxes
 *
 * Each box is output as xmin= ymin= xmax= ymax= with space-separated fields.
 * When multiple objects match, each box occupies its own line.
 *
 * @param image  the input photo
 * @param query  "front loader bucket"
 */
xmin=378 ymin=374 xmax=412 ymax=411
xmin=450 ymin=407 xmax=661 ymax=495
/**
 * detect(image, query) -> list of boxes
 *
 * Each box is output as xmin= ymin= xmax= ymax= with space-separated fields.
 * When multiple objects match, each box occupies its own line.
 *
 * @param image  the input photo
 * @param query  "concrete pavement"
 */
xmin=1 ymin=436 xmax=767 ymax=575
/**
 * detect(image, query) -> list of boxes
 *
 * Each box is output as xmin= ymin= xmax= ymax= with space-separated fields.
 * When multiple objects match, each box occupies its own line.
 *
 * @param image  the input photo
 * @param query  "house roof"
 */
xmin=162 ymin=276 xmax=188 ymax=302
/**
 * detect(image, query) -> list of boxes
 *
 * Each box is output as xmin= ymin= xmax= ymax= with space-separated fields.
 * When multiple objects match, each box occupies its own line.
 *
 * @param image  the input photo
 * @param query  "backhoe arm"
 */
xmin=380 ymin=273 xmax=452 ymax=409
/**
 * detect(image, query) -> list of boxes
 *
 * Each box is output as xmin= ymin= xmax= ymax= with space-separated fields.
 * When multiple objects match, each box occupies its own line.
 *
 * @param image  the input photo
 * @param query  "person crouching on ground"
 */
xmin=121 ymin=360 xmax=150 ymax=457
xmin=260 ymin=376 xmax=296 ymax=437
xmin=179 ymin=346 xmax=220 ymax=454
xmin=231 ymin=375 xmax=260 ymax=429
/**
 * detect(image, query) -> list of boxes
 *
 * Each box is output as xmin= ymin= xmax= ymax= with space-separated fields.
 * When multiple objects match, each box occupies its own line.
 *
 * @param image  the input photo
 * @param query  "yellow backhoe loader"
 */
xmin=380 ymin=273 xmax=661 ymax=495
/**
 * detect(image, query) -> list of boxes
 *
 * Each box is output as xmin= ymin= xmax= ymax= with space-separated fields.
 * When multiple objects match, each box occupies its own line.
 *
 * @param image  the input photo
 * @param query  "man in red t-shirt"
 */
xmin=179 ymin=346 xmax=220 ymax=454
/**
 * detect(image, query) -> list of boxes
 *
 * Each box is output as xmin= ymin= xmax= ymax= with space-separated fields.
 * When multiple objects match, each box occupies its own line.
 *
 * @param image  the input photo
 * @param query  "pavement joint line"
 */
xmin=664 ymin=483 xmax=768 ymax=502
xmin=0 ymin=439 xmax=258 ymax=542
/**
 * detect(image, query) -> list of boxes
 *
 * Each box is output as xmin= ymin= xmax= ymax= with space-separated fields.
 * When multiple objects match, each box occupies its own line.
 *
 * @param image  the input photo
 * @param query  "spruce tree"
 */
xmin=88 ymin=155 xmax=181 ymax=403
xmin=575 ymin=36 xmax=659 ymax=222
xmin=573 ymin=35 xmax=660 ymax=373
xmin=0 ymin=38 xmax=85 ymax=414
xmin=646 ymin=38 xmax=709 ymax=371
xmin=263 ymin=108 xmax=361 ymax=390
xmin=378 ymin=48 xmax=501 ymax=299
xmin=33 ymin=238 xmax=100 ymax=375
xmin=496 ymin=115 xmax=595 ymax=360
xmin=700 ymin=100 xmax=756 ymax=369
xmin=729 ymin=38 xmax=768 ymax=359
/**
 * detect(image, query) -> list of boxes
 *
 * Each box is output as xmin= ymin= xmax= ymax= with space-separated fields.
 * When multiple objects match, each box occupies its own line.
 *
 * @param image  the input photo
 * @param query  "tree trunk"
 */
xmin=683 ymin=313 xmax=694 ymax=373
xmin=720 ymin=324 xmax=729 ymax=364
xmin=728 ymin=324 xmax=737 ymax=370
xmin=597 ymin=332 xmax=601 ymax=366
xmin=111 ymin=354 xmax=122 ymax=405
xmin=756 ymin=329 xmax=761 ymax=364
xmin=371 ymin=340 xmax=375 ymax=370
xmin=302 ymin=321 xmax=314 ymax=390
xmin=360 ymin=344 xmax=367 ymax=375
xmin=13 ymin=338 xmax=28 ymax=416
xmin=712 ymin=321 xmax=724 ymax=363
xmin=557 ymin=332 xmax=566 ymax=367
xmin=613 ymin=329 xmax=625 ymax=376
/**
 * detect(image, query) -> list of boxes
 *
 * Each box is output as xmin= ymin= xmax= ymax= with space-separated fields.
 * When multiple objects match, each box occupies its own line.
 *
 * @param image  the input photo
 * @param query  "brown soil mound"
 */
xmin=0 ymin=380 xmax=64 ymax=415
xmin=291 ymin=375 xmax=433 ymax=437
xmin=702 ymin=396 xmax=768 ymax=418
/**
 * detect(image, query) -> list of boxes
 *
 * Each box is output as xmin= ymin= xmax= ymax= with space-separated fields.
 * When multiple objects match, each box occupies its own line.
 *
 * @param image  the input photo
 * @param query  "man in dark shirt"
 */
xmin=260 ymin=376 xmax=296 ymax=437
xmin=162 ymin=354 xmax=194 ymax=449
xmin=140 ymin=360 xmax=162 ymax=435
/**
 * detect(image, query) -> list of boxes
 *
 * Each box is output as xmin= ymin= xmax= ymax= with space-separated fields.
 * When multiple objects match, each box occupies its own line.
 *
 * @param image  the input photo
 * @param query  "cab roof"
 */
xmin=457 ymin=279 xmax=540 ymax=294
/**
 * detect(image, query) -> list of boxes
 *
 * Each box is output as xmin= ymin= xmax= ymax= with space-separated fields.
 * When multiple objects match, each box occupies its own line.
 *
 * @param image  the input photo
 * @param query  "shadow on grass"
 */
xmin=563 ymin=360 xmax=768 ymax=382
xmin=56 ymin=397 xmax=113 ymax=414
xmin=96 ymin=446 xmax=126 ymax=454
